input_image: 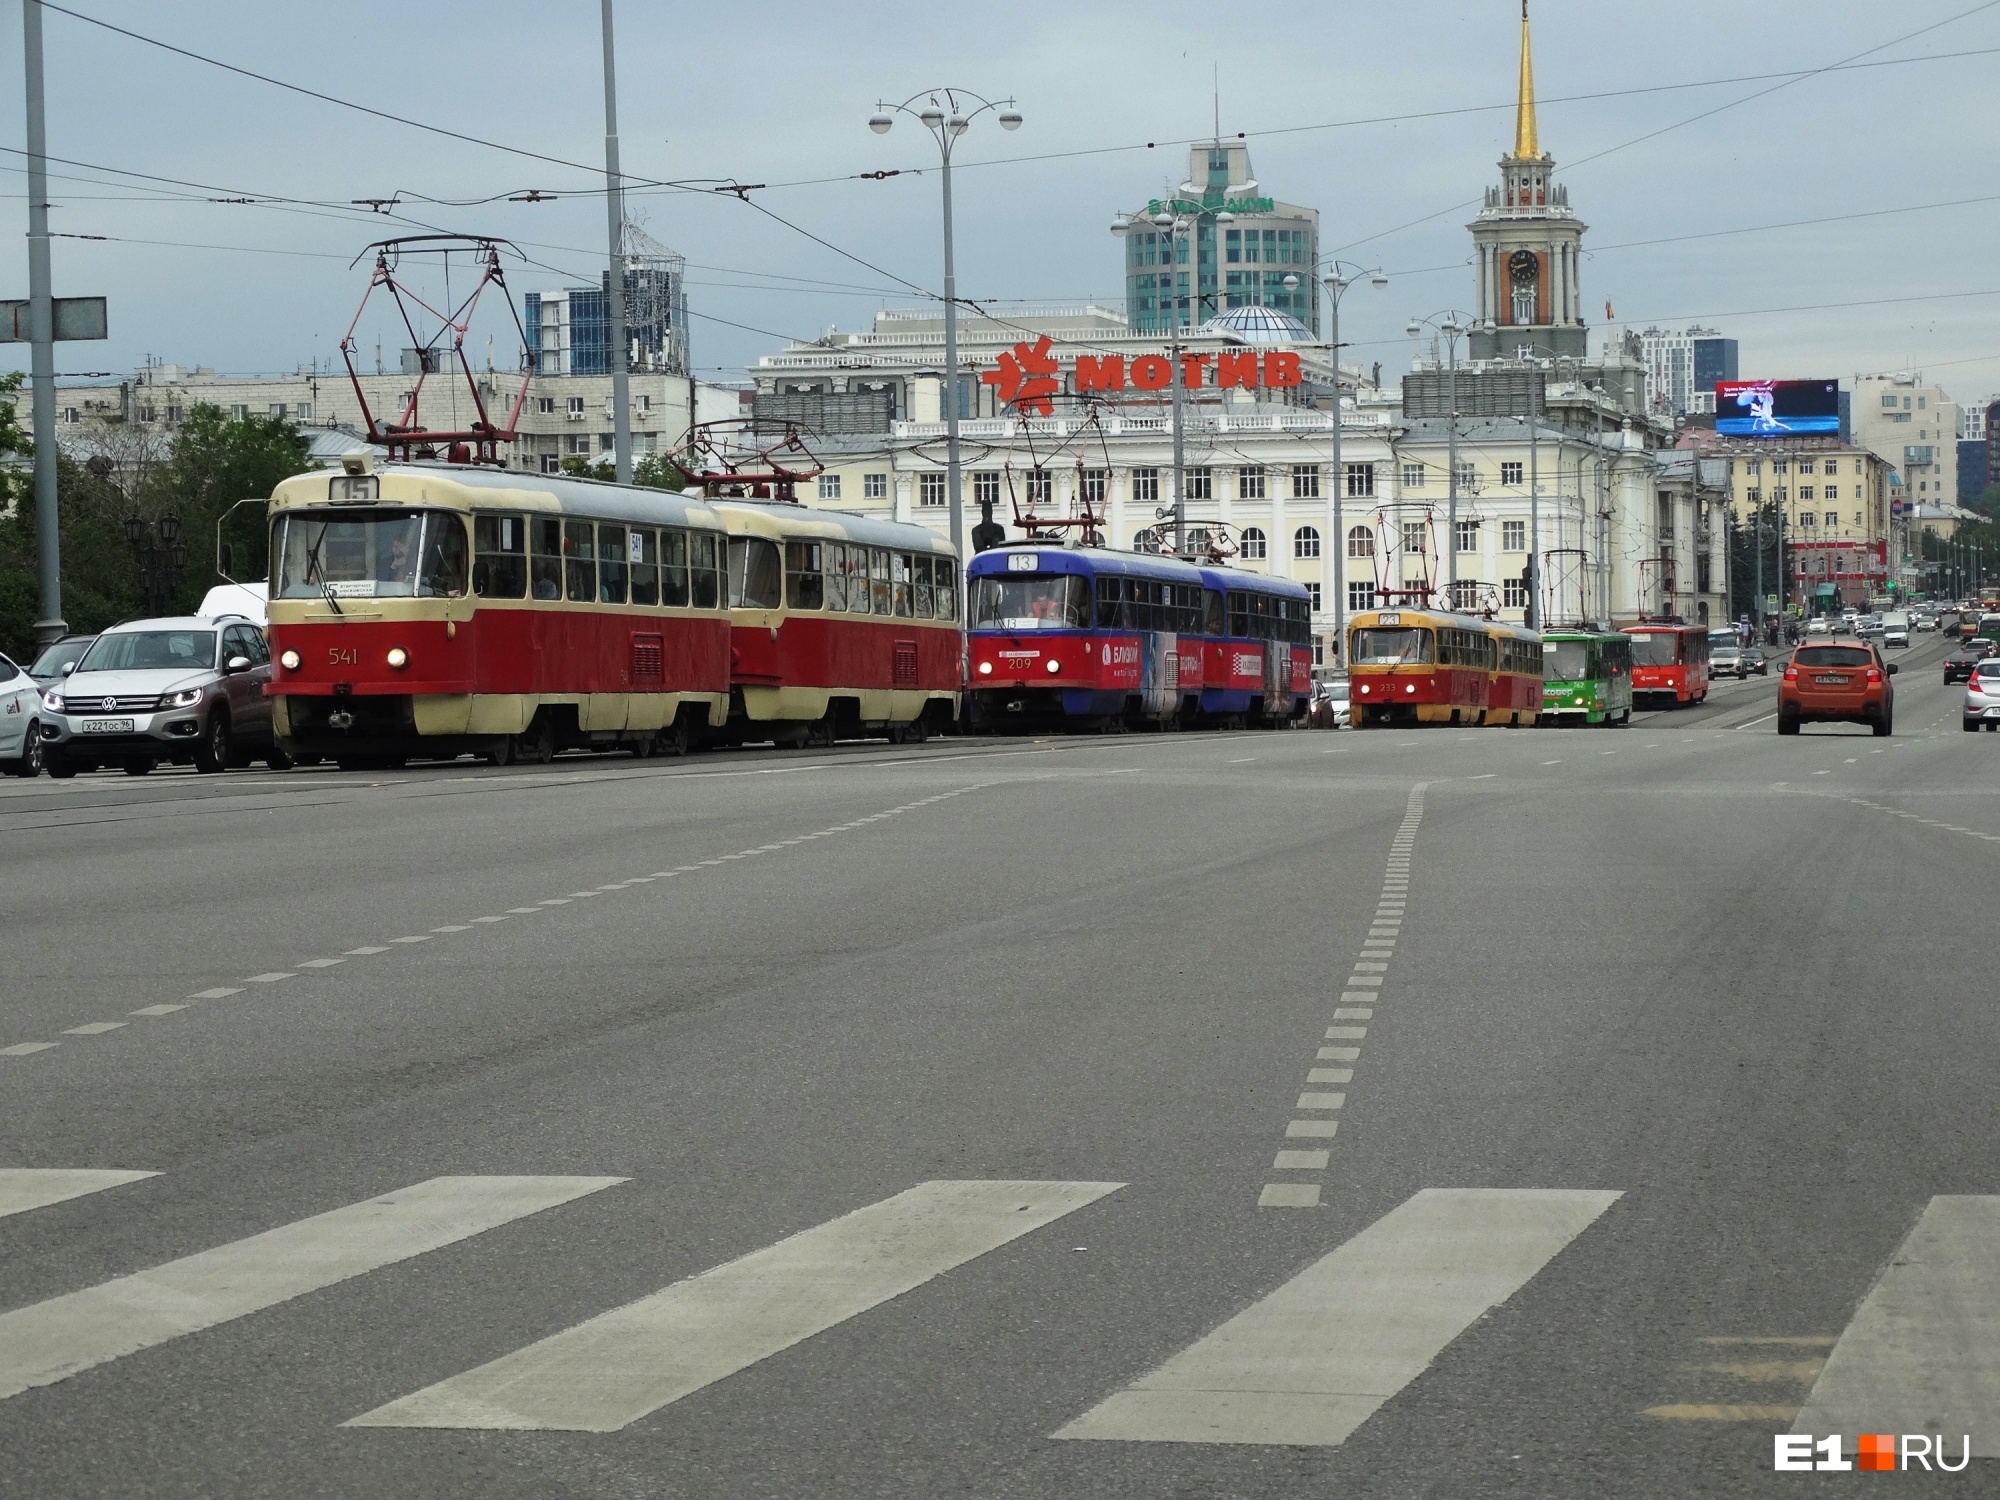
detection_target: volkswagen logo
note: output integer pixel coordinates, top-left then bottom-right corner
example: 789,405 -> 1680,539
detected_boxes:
101,697 -> 116,712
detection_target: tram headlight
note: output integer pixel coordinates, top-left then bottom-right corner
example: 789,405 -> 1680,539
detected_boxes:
1405,683 -> 1417,695
278,649 -> 301,671
977,661 -> 993,675
386,646 -> 409,670
1046,659 -> 1061,674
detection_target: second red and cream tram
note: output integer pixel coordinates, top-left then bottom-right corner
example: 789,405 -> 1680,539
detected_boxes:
1346,606 -> 1543,728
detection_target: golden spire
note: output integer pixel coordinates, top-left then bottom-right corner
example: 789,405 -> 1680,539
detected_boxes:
1513,0 -> 1540,160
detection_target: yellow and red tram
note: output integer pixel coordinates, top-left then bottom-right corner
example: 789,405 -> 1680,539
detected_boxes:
1345,606 -> 1543,728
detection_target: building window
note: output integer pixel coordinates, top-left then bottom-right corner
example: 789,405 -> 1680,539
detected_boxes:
818,474 -> 841,500
1401,462 -> 1426,489
1294,526 -> 1321,559
1292,464 -> 1321,498
1771,460 -> 1788,475
1348,579 -> 1374,611
1241,526 -> 1267,560
62,407 -> 79,423
229,404 -> 248,420
1854,512 -> 1863,526
1823,459 -> 1838,474
540,454 -> 561,473
1454,519 -> 1480,553
1238,465 -> 1266,500
1347,525 -> 1374,559
1800,512 -> 1815,528
1773,486 -> 1787,502
1185,467 -> 1212,501
268,403 -> 286,418
1746,487 -> 1761,504
1304,582 -> 1321,610
1403,521 -> 1428,556
566,434 -> 591,454
1344,462 -> 1375,498
164,405 -> 184,424
1448,579 -> 1480,610
1799,486 -> 1814,502
1746,459 -> 1762,476
919,473 -> 946,507
1026,469 -> 1052,505
1500,461 -> 1524,486
972,471 -> 1000,505
567,396 -> 585,416
864,472 -> 887,499
1502,519 -> 1526,551
538,396 -> 556,414
1882,393 -> 1898,407
1503,576 -> 1527,609
1453,461 -> 1476,489
1919,396 -> 1927,409
1797,459 -> 1815,475
1823,485 -> 1838,501
1132,467 -> 1159,503
1082,468 -> 1107,504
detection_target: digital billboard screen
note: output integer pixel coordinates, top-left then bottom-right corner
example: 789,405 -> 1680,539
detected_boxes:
1714,379 -> 1839,437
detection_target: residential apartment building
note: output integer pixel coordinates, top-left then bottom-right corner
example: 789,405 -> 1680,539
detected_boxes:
1849,374 -> 1959,517
1705,435 -> 1891,608
1636,325 -> 1737,416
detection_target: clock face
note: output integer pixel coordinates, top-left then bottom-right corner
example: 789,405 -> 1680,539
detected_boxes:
1508,249 -> 1540,285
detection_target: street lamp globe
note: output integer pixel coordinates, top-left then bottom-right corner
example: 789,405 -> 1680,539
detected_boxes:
1370,273 -> 1389,291
123,514 -> 145,547
1283,273 -> 1299,290
868,114 -> 893,134
1110,215 -> 1130,234
157,512 -> 181,545
1215,210 -> 1234,224
1152,211 -> 1173,229
919,107 -> 944,129
946,115 -> 969,135
998,109 -> 1023,130
1405,322 -> 1421,338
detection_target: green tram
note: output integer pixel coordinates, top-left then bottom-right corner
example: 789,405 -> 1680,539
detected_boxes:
1537,631 -> 1633,726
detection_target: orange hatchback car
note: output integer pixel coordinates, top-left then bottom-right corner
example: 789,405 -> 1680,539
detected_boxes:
1779,640 -> 1897,736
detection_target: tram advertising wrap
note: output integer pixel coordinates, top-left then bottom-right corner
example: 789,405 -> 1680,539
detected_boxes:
1714,379 -> 1839,437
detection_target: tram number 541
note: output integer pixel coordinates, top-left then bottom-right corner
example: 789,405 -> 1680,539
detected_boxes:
326,647 -> 360,666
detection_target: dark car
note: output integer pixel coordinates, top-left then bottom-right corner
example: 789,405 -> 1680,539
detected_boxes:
1944,640 -> 1995,684
1741,645 -> 1770,676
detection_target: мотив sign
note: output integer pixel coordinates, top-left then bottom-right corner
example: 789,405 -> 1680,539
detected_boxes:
980,335 -> 1303,418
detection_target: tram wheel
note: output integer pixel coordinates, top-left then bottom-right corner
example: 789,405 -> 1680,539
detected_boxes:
627,734 -> 656,759
485,736 -> 514,767
515,717 -> 555,765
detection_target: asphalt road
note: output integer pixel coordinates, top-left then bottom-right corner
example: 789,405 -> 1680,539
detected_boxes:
3,628 -> 1994,1497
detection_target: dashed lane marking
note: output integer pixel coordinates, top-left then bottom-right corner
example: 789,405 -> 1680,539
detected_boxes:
0,1169 -> 157,1222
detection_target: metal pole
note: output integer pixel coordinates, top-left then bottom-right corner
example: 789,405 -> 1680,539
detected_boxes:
24,0 -> 64,646
1527,417 -> 1539,628
1328,279 -> 1344,657
1754,497 -> 1764,633
1170,216 -> 1186,555
940,136 -> 965,561
1445,331 -> 1459,598
600,0 -> 631,484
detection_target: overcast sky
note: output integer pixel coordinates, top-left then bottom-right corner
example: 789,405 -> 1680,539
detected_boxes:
5,0 -> 2000,404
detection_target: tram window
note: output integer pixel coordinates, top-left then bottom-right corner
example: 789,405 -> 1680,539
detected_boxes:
1203,588 -> 1225,636
690,531 -> 722,610
413,514 -> 470,599
1352,627 -> 1434,664
1626,632 -> 1680,667
871,548 -> 893,615
1095,577 -> 1122,628
1545,639 -> 1589,680
629,528 -> 660,607
727,536 -> 783,610
823,543 -> 848,611
530,516 -> 563,600
892,552 -> 914,616
563,520 -> 597,602
934,557 -> 958,621
598,524 -> 629,604
972,573 -> 1087,628
913,555 -> 935,617
472,514 -> 527,599
849,545 -> 874,614
786,540 -> 825,610
659,528 -> 689,608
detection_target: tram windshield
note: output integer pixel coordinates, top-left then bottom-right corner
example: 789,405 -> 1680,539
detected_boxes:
1626,631 -> 1683,666
273,509 -> 468,599
1350,627 -> 1435,665
970,574 -> 1090,629
1544,640 -> 1592,680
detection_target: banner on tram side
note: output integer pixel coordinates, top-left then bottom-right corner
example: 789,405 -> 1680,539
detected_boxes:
981,334 -> 1303,417
1715,379 -> 1839,437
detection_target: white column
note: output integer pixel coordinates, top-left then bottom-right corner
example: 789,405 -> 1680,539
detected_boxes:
893,473 -> 913,524
1271,472 -> 1290,579
1108,468 -> 1127,550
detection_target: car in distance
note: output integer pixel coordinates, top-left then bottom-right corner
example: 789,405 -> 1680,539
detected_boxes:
1780,640 -> 1897,737
1310,677 -> 1351,729
1711,644 -> 1749,679
1805,616 -> 1834,636
1944,639 -> 1995,684
1964,658 -> 2000,731
0,651 -> 46,777
1741,644 -> 1770,676
38,616 -> 286,778
25,633 -> 95,692
1881,610 -> 1911,648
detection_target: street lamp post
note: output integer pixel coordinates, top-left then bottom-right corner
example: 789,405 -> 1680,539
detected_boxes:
1305,265 -> 1386,660
123,512 -> 186,616
1407,312 -> 1475,605
870,91 -> 1021,565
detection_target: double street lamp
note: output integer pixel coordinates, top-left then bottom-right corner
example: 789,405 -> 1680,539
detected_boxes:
123,511 -> 186,616
1306,264 -> 1386,658
1406,311 -> 1485,602
869,90 -> 1022,565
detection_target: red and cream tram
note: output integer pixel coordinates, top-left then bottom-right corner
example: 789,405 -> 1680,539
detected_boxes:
264,458 -> 959,766
1345,605 -> 1543,728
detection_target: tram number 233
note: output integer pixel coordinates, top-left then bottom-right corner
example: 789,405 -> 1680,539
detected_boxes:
326,647 -> 360,666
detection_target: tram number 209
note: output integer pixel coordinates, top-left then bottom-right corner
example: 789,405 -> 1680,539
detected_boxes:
326,647 -> 360,666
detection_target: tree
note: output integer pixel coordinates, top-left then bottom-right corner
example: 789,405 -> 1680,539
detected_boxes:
558,450 -> 695,491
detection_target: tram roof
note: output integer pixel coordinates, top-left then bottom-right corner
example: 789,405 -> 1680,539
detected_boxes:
706,498 -> 956,557
968,544 -> 1308,598
271,462 -> 726,531
1350,604 -> 1541,641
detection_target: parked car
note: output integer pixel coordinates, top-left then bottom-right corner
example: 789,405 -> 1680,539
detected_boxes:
1780,640 -> 1896,736
1741,645 -> 1770,676
25,633 -> 95,692
1310,678 -> 1351,729
0,651 -> 46,777
1711,644 -> 1748,679
1944,640 -> 1995,684
1964,658 -> 2000,731
38,616 -> 286,778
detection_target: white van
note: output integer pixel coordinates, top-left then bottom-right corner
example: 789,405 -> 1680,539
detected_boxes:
1881,609 -> 1910,648
197,580 -> 268,626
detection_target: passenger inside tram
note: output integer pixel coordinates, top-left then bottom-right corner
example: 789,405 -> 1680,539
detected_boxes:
1350,627 -> 1435,665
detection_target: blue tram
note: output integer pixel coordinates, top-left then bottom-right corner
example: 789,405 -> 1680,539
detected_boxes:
965,542 -> 1314,731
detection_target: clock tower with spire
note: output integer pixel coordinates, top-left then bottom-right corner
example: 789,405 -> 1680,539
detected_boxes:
1468,1 -> 1587,360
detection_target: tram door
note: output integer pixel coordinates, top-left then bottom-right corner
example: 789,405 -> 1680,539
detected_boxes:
1141,630 -> 1178,719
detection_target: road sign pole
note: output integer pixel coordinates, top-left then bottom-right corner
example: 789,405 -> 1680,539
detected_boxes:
23,0 -> 65,645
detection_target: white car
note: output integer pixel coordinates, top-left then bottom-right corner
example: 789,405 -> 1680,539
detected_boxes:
0,650 -> 47,777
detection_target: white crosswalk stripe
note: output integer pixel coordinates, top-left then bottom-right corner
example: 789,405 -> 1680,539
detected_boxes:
0,1175 -> 624,1403
0,1169 -> 158,1222
1793,1195 -> 2000,1457
1054,1187 -> 1622,1446
347,1178 -> 1122,1431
